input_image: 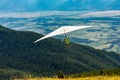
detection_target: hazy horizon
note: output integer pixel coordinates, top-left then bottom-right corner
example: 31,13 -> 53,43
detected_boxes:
0,0 -> 119,12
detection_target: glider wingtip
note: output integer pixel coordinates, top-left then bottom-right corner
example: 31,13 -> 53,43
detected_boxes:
34,40 -> 38,43
34,39 -> 42,43
34,41 -> 36,43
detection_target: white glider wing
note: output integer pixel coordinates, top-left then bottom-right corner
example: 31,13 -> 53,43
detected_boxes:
34,26 -> 93,43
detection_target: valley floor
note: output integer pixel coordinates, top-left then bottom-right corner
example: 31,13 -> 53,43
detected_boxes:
15,76 -> 120,80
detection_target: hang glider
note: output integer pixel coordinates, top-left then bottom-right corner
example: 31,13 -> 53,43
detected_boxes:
34,26 -> 93,43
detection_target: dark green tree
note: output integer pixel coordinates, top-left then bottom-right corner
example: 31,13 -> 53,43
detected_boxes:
57,71 -> 64,79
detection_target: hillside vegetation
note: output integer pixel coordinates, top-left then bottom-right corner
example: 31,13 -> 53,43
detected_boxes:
0,68 -> 28,80
16,76 -> 120,80
15,68 -> 120,80
0,25 -> 120,79
68,68 -> 120,78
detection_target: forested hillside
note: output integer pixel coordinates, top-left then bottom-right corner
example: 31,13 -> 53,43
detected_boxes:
69,68 -> 120,78
0,25 -> 120,77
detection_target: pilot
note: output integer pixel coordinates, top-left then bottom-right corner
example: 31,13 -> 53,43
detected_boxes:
63,35 -> 70,45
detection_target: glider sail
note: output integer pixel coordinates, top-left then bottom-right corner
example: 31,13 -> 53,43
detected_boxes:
34,26 -> 93,43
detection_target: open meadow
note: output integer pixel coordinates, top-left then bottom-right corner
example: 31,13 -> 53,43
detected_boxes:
15,76 -> 120,80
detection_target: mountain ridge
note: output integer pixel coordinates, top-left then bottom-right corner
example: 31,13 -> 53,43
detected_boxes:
0,25 -> 120,76
58,0 -> 120,11
0,0 -> 119,12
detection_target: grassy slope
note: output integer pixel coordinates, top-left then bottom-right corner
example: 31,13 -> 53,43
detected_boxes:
16,76 -> 120,80
0,25 -> 120,76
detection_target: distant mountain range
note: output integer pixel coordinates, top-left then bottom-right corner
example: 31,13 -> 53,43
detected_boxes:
0,0 -> 67,12
0,25 -> 120,76
58,0 -> 120,11
111,0 -> 120,10
0,0 -> 119,12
